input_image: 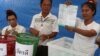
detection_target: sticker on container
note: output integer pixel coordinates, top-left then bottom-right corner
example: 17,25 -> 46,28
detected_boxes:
0,43 -> 7,56
16,42 -> 34,56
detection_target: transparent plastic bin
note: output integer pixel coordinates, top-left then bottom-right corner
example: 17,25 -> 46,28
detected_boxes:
47,37 -> 89,56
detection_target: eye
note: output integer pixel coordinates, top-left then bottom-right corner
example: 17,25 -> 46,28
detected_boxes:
8,18 -> 16,21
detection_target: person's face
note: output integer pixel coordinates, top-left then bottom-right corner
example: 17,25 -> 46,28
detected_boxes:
82,5 -> 94,20
8,15 -> 17,27
41,0 -> 52,14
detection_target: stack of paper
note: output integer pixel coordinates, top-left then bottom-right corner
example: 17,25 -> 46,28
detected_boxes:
58,4 -> 78,27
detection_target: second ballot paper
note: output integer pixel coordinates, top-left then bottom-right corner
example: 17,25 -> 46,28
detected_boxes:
58,4 -> 78,27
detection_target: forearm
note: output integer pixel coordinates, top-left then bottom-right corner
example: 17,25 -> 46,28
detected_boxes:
74,28 -> 97,37
30,28 -> 39,36
47,32 -> 57,39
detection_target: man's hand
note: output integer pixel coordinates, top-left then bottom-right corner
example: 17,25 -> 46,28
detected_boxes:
40,34 -> 49,42
65,0 -> 72,6
5,29 -> 10,35
12,30 -> 18,35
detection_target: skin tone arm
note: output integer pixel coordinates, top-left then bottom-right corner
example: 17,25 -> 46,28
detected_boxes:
65,0 -> 72,5
65,25 -> 97,37
5,29 -> 10,35
5,28 -> 18,35
30,28 -> 57,41
30,28 -> 39,36
40,32 -> 57,42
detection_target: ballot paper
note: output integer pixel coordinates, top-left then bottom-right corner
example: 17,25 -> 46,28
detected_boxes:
58,4 -> 78,27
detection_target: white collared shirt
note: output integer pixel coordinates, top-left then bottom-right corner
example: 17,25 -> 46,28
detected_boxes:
72,19 -> 100,55
30,12 -> 59,35
2,24 -> 26,35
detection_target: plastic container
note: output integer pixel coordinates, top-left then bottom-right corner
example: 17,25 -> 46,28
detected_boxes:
0,35 -> 16,56
47,37 -> 89,56
15,33 -> 39,56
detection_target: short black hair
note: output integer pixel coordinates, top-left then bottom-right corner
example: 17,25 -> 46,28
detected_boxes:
40,0 -> 52,5
6,10 -> 17,20
81,2 -> 96,16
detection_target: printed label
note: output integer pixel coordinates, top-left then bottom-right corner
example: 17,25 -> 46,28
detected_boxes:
0,43 -> 7,56
16,42 -> 34,56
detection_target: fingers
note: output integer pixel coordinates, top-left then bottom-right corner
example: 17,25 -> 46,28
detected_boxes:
5,29 -> 18,35
5,29 -> 10,35
40,35 -> 48,42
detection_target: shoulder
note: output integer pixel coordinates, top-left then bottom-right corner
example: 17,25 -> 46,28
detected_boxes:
91,21 -> 100,32
32,13 -> 40,19
76,17 -> 83,22
92,21 -> 100,27
17,25 -> 25,29
2,26 -> 9,30
76,17 -> 83,26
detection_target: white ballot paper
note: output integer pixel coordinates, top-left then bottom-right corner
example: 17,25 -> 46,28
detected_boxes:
58,4 -> 78,27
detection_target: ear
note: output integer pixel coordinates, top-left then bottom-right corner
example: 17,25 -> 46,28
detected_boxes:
92,10 -> 95,16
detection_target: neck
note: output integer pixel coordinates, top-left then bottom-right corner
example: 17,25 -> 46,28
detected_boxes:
11,24 -> 17,28
84,18 -> 93,25
42,12 -> 49,18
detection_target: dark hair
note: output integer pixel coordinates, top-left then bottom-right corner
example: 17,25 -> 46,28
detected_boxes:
6,10 -> 17,20
81,2 -> 96,16
40,0 -> 52,5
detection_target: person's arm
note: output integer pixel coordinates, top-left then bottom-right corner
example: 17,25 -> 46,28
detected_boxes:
2,27 -> 10,35
30,28 -> 39,36
5,29 -> 10,35
40,16 -> 58,41
65,0 -> 72,5
65,25 -> 97,37
29,15 -> 39,36
40,32 -> 57,42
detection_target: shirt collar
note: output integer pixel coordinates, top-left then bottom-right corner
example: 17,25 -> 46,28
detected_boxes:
9,24 -> 19,30
39,12 -> 52,19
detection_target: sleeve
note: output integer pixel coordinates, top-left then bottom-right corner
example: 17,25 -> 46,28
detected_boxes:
92,23 -> 100,35
52,16 -> 59,32
21,27 -> 26,33
30,16 -> 36,28
76,17 -> 82,27
89,21 -> 100,36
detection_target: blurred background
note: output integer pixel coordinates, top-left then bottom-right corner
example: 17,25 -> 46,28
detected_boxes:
0,0 -> 100,38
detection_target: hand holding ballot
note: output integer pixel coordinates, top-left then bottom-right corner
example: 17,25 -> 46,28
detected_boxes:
5,28 -> 18,36
58,4 -> 78,27
65,0 -> 72,5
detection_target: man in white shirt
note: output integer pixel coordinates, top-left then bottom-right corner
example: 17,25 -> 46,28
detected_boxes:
2,10 -> 26,36
30,0 -> 58,45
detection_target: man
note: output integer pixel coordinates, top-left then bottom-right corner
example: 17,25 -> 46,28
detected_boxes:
30,0 -> 58,45
2,10 -> 26,36
30,0 -> 58,56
